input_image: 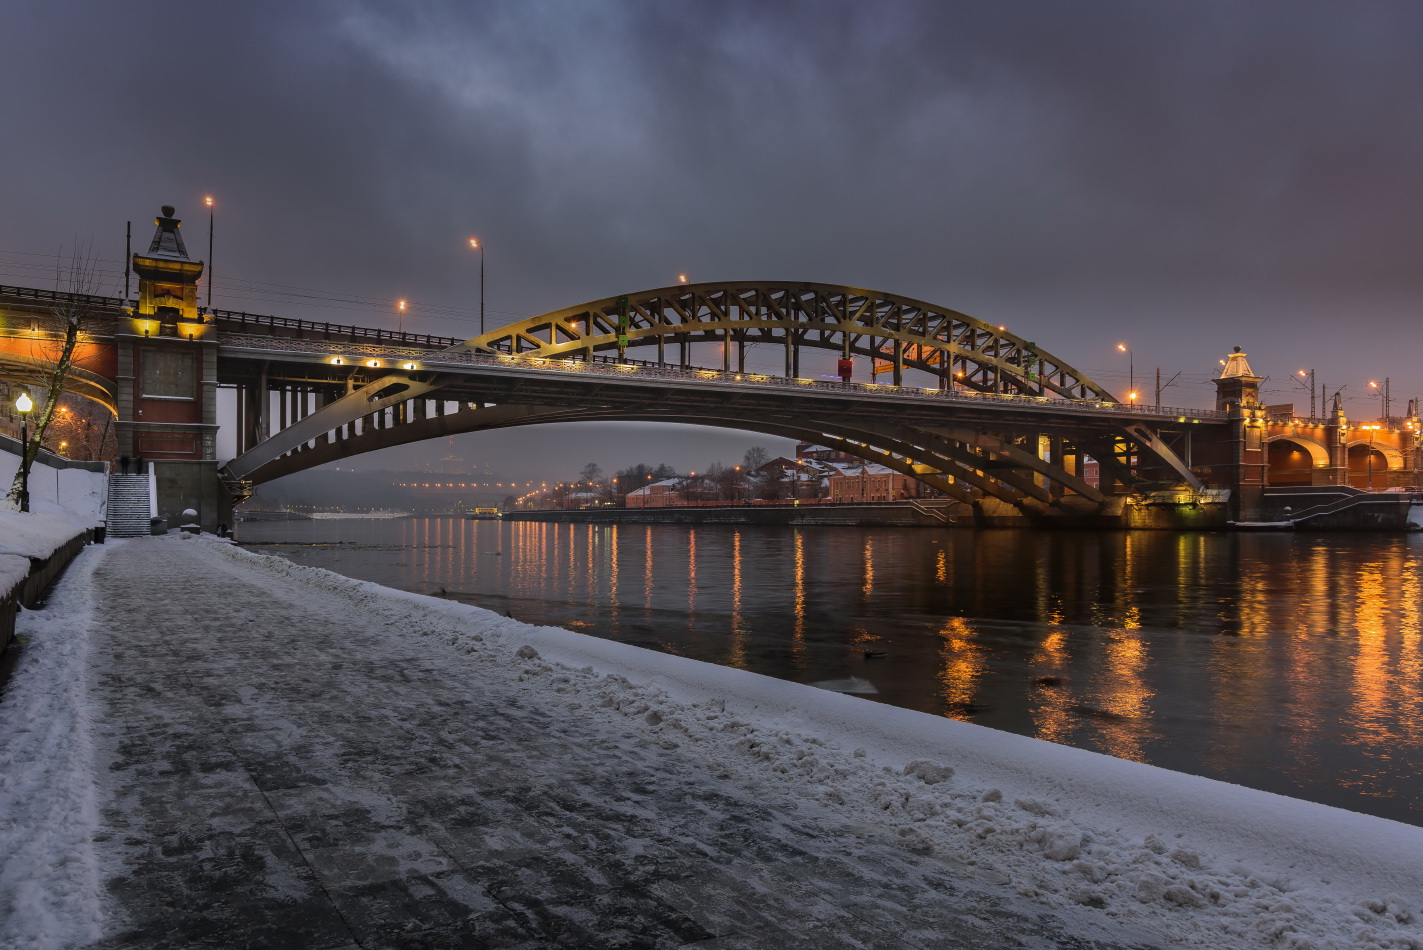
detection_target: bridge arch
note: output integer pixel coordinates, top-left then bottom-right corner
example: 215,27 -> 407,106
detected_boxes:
457,282 -> 1117,402
0,352 -> 117,415
222,282 -> 1200,512
241,399 -> 1111,510
1265,434 -> 1330,486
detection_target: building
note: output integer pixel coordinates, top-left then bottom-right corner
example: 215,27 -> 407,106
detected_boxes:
828,463 -> 921,503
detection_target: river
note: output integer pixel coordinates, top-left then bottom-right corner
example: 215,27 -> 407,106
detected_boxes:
235,517 -> 1423,827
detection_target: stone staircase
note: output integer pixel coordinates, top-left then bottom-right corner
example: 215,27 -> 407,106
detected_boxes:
106,474 -> 153,537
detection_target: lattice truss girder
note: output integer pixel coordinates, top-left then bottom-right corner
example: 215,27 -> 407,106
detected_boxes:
458,282 -> 1116,402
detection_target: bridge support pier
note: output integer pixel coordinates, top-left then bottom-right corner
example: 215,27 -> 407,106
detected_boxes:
114,205 -> 232,532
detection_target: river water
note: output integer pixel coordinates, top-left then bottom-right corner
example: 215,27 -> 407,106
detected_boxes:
236,517 -> 1423,826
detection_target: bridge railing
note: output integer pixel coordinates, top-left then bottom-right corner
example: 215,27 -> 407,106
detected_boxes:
210,308 -> 464,350
0,284 -> 126,309
218,331 -> 1228,420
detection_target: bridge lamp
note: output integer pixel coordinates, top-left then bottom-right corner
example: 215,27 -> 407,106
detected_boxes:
331,357 -> 344,365
397,298 -> 408,334
1116,343 -> 1134,399
403,362 -> 418,371
14,391 -> 33,512
678,274 -> 689,284
204,195 -> 215,310
468,238 -> 484,336
367,359 -> 380,368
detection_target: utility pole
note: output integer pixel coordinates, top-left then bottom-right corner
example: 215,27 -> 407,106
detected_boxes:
1154,367 -> 1181,409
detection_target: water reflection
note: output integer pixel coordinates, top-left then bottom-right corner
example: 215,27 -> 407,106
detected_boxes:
236,518 -> 1423,826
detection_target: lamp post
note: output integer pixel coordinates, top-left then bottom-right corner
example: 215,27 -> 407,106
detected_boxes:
1117,343 -> 1133,404
397,298 -> 407,335
1369,379 -> 1389,423
469,238 -> 484,335
15,391 -> 33,512
204,195 -> 215,311
1295,369 -> 1316,419
1361,425 -> 1381,490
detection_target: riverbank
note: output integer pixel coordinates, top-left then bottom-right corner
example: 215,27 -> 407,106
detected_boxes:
2,534 -> 1420,948
507,500 -> 962,527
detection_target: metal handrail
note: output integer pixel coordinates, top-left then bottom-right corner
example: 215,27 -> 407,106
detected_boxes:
218,331 -> 1228,420
209,308 -> 464,350
0,284 -> 126,309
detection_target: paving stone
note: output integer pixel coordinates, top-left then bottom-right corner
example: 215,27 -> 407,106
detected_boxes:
86,538 -> 1141,949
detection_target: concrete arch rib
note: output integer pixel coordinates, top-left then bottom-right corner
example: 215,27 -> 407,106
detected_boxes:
1345,439 -> 1403,470
0,353 -> 117,414
1266,434 -> 1330,469
453,282 -> 1116,402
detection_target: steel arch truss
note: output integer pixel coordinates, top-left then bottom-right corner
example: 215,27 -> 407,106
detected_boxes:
455,282 -> 1117,402
232,382 -> 1114,513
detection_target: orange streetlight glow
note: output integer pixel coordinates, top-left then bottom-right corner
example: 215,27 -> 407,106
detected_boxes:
678,274 -> 689,284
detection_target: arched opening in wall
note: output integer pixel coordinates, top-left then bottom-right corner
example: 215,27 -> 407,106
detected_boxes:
1346,443 -> 1393,491
1265,436 -> 1328,486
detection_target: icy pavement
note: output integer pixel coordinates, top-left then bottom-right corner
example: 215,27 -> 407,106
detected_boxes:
3,535 -> 1422,949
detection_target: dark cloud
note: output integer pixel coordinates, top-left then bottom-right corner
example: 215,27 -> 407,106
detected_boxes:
3,0 -> 1422,475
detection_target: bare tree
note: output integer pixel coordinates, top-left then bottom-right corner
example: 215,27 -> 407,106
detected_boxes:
45,399 -> 117,462
7,245 -> 107,509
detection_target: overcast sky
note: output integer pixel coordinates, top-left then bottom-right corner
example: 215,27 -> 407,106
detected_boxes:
3,1 -> 1422,480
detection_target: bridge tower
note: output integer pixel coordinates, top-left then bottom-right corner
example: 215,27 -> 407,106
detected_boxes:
1213,346 -> 1267,519
117,205 -> 227,530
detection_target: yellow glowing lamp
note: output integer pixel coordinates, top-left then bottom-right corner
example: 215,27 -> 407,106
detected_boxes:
15,392 -> 33,414
204,195 -> 214,208
469,238 -> 479,249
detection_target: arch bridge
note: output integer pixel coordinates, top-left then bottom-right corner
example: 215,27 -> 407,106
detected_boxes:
7,204 -> 1415,531
216,281 -> 1217,518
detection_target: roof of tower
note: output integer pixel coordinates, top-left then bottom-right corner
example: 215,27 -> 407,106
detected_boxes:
144,204 -> 190,261
1217,346 -> 1258,380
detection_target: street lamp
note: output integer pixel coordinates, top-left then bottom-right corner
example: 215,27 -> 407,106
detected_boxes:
1363,424 -> 1381,490
397,298 -> 408,335
204,195 -> 215,311
469,238 -> 484,336
678,274 -> 689,285
1294,369 -> 1316,419
15,391 -> 33,512
1116,343 -> 1133,403
1368,379 -> 1388,422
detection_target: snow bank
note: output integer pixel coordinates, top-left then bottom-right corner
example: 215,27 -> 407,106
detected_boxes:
0,453 -> 105,533
0,510 -> 91,563
207,540 -> 1423,950
0,545 -> 106,950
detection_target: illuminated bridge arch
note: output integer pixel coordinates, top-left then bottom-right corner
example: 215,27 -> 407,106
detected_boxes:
0,351 -> 117,415
456,282 -> 1117,402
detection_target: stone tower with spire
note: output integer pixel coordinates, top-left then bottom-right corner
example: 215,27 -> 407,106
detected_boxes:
115,205 -> 227,529
1212,347 -> 1267,519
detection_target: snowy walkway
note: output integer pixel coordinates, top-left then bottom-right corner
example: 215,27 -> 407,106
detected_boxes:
3,534 -> 1422,949
83,537 -> 1101,949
